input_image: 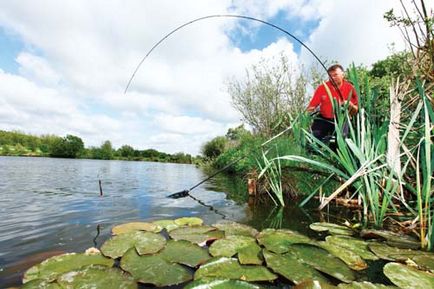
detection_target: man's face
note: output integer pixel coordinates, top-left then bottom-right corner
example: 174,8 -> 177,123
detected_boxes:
329,68 -> 344,86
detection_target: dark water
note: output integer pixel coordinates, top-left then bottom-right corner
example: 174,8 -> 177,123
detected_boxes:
0,156 -> 357,288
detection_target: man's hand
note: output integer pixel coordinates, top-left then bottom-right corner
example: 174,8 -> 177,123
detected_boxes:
348,103 -> 358,116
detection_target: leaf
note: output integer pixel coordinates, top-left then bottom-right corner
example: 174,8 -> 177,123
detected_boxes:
120,248 -> 192,287
21,279 -> 62,289
317,241 -> 368,271
263,250 -> 330,284
159,240 -> 211,267
169,225 -> 224,245
257,228 -> 312,254
194,257 -> 277,282
57,265 -> 137,289
289,244 -> 356,283
209,235 -> 262,265
337,281 -> 398,288
360,229 -> 420,249
153,219 -> 179,232
174,217 -> 204,226
213,221 -> 258,237
293,279 -> 337,288
185,279 -> 263,289
309,223 -> 355,236
368,242 -> 426,261
23,253 -> 114,283
325,236 -> 379,260
111,222 -> 162,235
101,231 -> 166,258
383,262 -> 434,289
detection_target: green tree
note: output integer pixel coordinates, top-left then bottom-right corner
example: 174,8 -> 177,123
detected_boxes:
50,135 -> 84,158
99,140 -> 113,160
118,145 -> 135,159
201,136 -> 227,159
228,53 -> 308,136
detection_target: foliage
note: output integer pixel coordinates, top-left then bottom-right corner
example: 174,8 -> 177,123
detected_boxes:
201,136 -> 228,160
228,53 -> 308,136
50,135 -> 84,158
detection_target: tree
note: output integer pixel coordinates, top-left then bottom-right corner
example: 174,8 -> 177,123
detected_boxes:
50,134 -> 84,158
228,53 -> 308,136
118,145 -> 135,158
201,136 -> 227,159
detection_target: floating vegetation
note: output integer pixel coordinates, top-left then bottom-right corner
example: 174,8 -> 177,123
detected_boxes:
19,218 -> 434,288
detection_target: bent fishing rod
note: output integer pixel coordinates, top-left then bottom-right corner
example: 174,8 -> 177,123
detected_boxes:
124,14 -> 344,199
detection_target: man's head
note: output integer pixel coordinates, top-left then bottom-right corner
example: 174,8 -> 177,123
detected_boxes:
327,64 -> 345,86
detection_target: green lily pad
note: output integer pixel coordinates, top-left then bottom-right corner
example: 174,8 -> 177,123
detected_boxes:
23,253 -> 114,283
383,262 -> 434,289
120,248 -> 192,286
325,236 -> 379,260
111,222 -> 162,235
360,229 -> 420,249
169,225 -> 224,245
317,241 -> 368,271
289,244 -> 356,283
213,221 -> 259,237
153,219 -> 179,232
185,279 -> 263,289
368,242 -> 434,272
159,240 -> 211,267
57,265 -> 137,289
101,231 -> 166,258
21,279 -> 61,289
174,217 -> 204,226
293,279 -> 337,288
263,250 -> 330,284
337,281 -> 398,288
209,235 -> 262,265
194,257 -> 277,282
310,223 -> 355,236
256,229 -> 312,254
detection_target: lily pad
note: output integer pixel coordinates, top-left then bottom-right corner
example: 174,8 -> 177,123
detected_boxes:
213,221 -> 259,237
120,247 -> 192,286
325,236 -> 378,260
21,279 -> 61,289
360,229 -> 420,249
317,241 -> 368,271
111,222 -> 162,235
368,242 -> 434,272
169,225 -> 224,245
310,223 -> 355,236
174,217 -> 204,226
159,240 -> 211,267
263,250 -> 330,284
337,281 -> 398,288
293,279 -> 337,288
57,265 -> 137,289
256,229 -> 312,254
185,279 -> 263,289
383,262 -> 434,289
23,253 -> 114,283
289,244 -> 356,283
153,219 -> 179,232
101,231 -> 166,258
194,257 -> 277,282
209,235 -> 262,265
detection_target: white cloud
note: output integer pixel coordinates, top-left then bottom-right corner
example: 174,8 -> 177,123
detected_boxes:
0,0 -> 425,155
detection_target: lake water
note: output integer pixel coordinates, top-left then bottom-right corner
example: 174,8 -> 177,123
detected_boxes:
0,156 -> 352,288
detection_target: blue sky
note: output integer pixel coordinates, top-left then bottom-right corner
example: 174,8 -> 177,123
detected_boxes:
0,0 -> 419,155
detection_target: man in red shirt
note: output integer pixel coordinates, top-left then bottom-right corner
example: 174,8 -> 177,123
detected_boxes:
307,64 -> 358,146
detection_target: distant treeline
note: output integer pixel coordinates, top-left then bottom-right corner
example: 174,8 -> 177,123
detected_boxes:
0,130 -> 195,164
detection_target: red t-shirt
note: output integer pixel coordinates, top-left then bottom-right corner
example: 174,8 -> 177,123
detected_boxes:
308,80 -> 358,119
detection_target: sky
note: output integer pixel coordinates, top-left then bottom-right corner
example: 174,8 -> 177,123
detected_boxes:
0,0 -> 427,155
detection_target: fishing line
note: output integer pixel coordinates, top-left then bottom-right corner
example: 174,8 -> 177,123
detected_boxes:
124,14 -> 345,205
124,14 -> 342,96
